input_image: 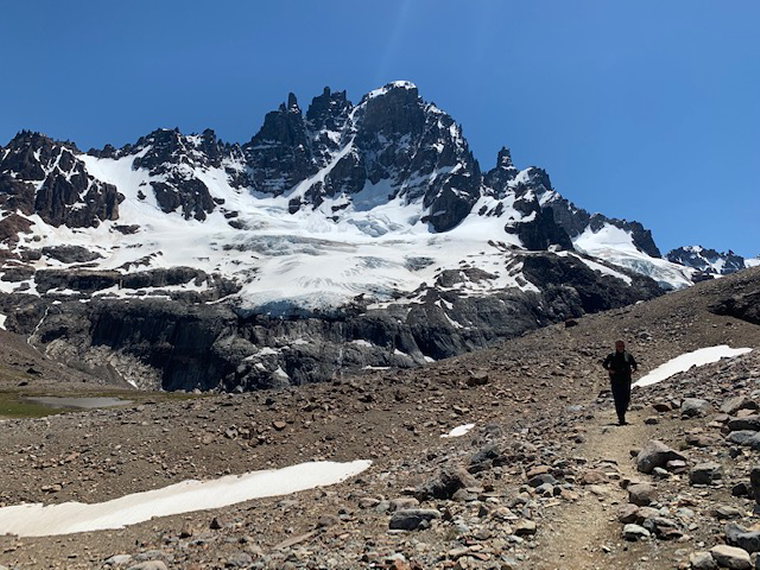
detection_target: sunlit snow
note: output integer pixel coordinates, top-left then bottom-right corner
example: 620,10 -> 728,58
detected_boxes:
633,346 -> 753,388
441,423 -> 476,438
0,460 -> 371,537
574,223 -> 693,289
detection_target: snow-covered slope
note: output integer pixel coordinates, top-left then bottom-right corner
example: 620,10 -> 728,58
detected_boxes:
0,81 -> 691,313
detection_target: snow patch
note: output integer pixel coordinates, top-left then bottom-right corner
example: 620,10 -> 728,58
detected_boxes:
0,460 -> 371,537
0,313 -> 6,330
634,346 -> 753,388
441,423 -> 476,438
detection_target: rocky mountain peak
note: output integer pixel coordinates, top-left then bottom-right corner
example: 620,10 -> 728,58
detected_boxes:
0,131 -> 123,230
667,246 -> 746,276
356,81 -> 425,140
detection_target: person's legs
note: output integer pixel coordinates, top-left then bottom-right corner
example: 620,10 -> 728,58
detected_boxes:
611,379 -> 627,424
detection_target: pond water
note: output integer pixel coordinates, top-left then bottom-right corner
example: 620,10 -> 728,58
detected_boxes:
23,396 -> 133,409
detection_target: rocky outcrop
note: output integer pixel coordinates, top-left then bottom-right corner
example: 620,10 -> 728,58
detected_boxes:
667,245 -> 746,276
0,131 -> 123,228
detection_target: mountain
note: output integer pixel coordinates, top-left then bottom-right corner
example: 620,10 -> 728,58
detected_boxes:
0,81 -> 705,391
666,245 -> 749,279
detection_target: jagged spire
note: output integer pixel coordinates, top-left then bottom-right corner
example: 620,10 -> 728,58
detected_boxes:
496,146 -> 515,170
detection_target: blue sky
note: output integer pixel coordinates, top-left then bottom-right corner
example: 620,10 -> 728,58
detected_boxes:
1,1 -> 758,256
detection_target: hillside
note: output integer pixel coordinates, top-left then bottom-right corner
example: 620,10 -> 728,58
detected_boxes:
0,266 -> 758,568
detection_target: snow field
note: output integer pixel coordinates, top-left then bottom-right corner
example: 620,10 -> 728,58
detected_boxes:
633,345 -> 753,388
441,423 -> 476,438
0,460 -> 371,537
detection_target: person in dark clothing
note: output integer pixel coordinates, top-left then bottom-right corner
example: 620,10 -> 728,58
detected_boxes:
602,340 -> 638,425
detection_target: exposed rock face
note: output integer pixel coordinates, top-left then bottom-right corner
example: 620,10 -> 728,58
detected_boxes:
668,245 -> 746,276
0,131 -> 123,229
1,250 -> 662,392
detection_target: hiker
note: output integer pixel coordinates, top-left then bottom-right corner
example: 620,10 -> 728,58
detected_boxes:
602,340 -> 638,425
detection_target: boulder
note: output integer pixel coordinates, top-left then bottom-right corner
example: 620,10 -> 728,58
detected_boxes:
415,466 -> 478,500
727,416 -> 760,432
725,523 -> 760,554
389,509 -> 442,531
709,544 -> 751,569
622,523 -> 651,541
636,440 -> 687,474
689,551 -> 717,569
690,462 -> 723,486
628,482 -> 656,506
721,396 -> 758,416
681,398 -> 711,418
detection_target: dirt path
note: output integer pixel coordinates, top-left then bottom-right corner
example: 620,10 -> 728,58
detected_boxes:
530,403 -> 657,570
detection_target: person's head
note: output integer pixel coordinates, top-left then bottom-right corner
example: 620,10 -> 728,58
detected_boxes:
615,340 -> 625,353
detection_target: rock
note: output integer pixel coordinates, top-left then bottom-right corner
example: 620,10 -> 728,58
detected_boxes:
513,519 -> 537,536
690,462 -> 723,485
644,416 -> 660,425
226,552 -> 254,568
469,443 -> 507,473
714,506 -> 742,520
618,504 -> 641,524
727,416 -> 760,432
466,371 -> 489,386
725,523 -> 760,554
126,562 -> 169,570
105,555 -> 133,566
709,544 -> 751,569
636,440 -> 687,474
316,514 -> 340,528
653,402 -> 672,413
389,498 -> 419,512
750,468 -> 760,503
416,466 -> 478,500
389,509 -> 442,531
667,459 -> 689,473
721,396 -> 758,415
579,469 -> 608,485
726,431 -> 759,446
528,473 -> 558,488
628,482 -> 656,506
682,398 -> 711,417
622,523 -> 651,541
209,516 -> 223,529
689,551 -> 718,569
272,420 -> 287,431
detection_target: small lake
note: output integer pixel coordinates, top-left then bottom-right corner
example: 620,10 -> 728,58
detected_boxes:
23,396 -> 133,410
